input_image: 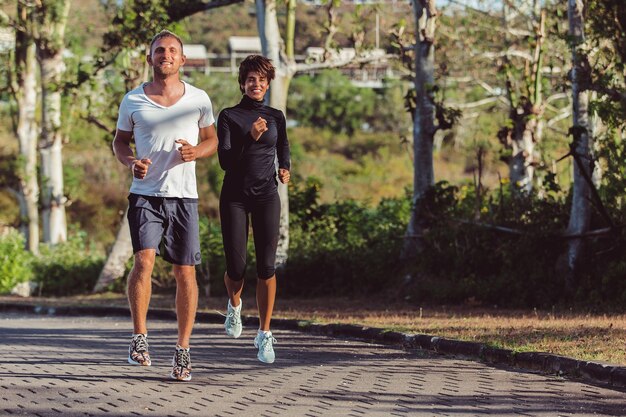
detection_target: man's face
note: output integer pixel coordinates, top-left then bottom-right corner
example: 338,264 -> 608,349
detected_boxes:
147,36 -> 185,77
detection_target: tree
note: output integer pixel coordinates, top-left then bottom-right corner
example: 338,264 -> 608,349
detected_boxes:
34,0 -> 72,244
5,2 -> 40,253
255,0 -> 393,266
92,0 -> 245,292
564,0 -> 592,291
401,0 -> 440,259
498,0 -> 546,193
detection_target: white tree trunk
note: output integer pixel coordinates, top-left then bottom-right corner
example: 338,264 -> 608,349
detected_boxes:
508,116 -> 539,192
14,12 -> 40,254
502,1 -> 545,193
92,62 -> 150,292
93,208 -> 133,292
256,0 -> 296,267
402,0 -> 438,259
565,0 -> 591,286
37,0 -> 71,244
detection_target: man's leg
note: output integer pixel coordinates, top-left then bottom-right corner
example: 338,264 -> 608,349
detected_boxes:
127,249 -> 156,335
172,264 -> 198,349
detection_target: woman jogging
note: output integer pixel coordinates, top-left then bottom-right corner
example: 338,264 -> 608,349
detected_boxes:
217,55 -> 291,364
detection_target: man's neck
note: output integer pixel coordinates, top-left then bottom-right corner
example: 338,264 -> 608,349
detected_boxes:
147,75 -> 182,94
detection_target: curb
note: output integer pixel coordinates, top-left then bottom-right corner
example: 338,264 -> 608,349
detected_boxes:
2,302 -> 625,390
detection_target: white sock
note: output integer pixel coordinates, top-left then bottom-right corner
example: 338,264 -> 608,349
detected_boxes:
229,299 -> 242,311
258,329 -> 271,336
132,333 -> 147,338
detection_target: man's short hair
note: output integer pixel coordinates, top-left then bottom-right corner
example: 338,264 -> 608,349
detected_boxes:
238,55 -> 276,93
149,30 -> 184,55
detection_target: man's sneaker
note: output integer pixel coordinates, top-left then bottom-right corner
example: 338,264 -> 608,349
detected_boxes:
128,333 -> 151,366
254,331 -> 276,364
224,299 -> 242,338
170,346 -> 192,382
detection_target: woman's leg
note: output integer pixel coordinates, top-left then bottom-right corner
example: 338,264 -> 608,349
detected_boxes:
251,192 -> 281,331
220,192 -> 249,299
256,275 -> 276,331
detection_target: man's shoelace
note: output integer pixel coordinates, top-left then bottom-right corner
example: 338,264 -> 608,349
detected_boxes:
132,335 -> 149,353
174,349 -> 191,368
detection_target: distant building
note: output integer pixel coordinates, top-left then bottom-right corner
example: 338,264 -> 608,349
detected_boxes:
304,47 -> 392,88
228,36 -> 262,73
183,44 -> 208,75
0,28 -> 15,53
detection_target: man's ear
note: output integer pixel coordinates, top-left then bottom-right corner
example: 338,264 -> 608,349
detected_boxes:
146,54 -> 152,65
180,54 -> 186,66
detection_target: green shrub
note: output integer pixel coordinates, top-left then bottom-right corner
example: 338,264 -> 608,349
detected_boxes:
0,230 -> 34,294
284,178 -> 411,295
32,232 -> 104,296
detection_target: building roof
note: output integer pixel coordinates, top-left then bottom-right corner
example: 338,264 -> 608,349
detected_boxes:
0,27 -> 15,52
228,36 -> 262,53
305,47 -> 387,63
184,44 -> 207,60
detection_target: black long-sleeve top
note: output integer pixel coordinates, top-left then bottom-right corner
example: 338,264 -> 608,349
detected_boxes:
217,95 -> 291,197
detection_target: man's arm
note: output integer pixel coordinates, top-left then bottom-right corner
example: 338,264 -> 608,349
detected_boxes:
112,129 -> 136,168
112,129 -> 151,179
176,124 -> 218,162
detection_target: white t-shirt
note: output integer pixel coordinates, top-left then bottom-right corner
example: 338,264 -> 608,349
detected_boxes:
116,81 -> 215,198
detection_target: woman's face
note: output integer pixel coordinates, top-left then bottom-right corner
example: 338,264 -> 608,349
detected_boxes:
242,71 -> 269,101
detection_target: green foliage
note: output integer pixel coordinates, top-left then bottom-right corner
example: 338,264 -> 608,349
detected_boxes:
288,69 -> 376,135
185,72 -> 241,116
32,232 -> 104,296
0,230 -> 34,294
284,178 -> 411,295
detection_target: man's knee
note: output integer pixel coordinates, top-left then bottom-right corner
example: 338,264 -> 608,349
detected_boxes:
132,250 -> 156,274
173,264 -> 196,283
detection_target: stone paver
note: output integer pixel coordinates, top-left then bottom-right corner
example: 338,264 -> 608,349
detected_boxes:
0,313 -> 624,416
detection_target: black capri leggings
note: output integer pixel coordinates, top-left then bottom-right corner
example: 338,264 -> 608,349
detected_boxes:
219,189 -> 281,280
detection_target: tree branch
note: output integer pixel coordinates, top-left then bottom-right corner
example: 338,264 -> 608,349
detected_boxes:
166,0 -> 245,22
295,53 -> 394,74
447,96 -> 500,109
473,49 -> 534,61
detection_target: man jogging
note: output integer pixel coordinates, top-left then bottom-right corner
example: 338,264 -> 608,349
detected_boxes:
112,30 -> 217,381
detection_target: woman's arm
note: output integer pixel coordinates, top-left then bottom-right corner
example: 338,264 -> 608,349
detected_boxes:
276,112 -> 290,171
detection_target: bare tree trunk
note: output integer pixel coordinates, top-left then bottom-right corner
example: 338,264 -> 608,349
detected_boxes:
93,208 -> 132,292
500,2 -> 545,193
92,60 -> 149,292
36,0 -> 71,244
256,0 -> 296,267
12,3 -> 40,253
564,0 -> 592,292
401,0 -> 438,260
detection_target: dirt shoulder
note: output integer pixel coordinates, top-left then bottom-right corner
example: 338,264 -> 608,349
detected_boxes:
1,293 -> 624,366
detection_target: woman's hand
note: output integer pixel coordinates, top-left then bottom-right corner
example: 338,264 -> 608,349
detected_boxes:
251,117 -> 268,141
278,168 -> 290,184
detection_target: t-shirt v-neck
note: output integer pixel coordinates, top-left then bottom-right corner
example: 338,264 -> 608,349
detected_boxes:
142,81 -> 187,109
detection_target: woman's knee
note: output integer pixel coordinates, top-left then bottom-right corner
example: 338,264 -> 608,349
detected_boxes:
227,264 -> 247,281
256,265 -> 275,280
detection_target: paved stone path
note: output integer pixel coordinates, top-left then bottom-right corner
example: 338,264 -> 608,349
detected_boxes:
0,313 -> 624,416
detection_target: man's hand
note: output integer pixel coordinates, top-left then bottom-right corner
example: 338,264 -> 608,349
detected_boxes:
251,117 -> 268,141
278,168 -> 290,184
176,139 -> 197,162
131,158 -> 152,179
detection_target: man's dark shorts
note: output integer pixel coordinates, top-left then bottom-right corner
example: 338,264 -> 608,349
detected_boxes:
127,193 -> 201,266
